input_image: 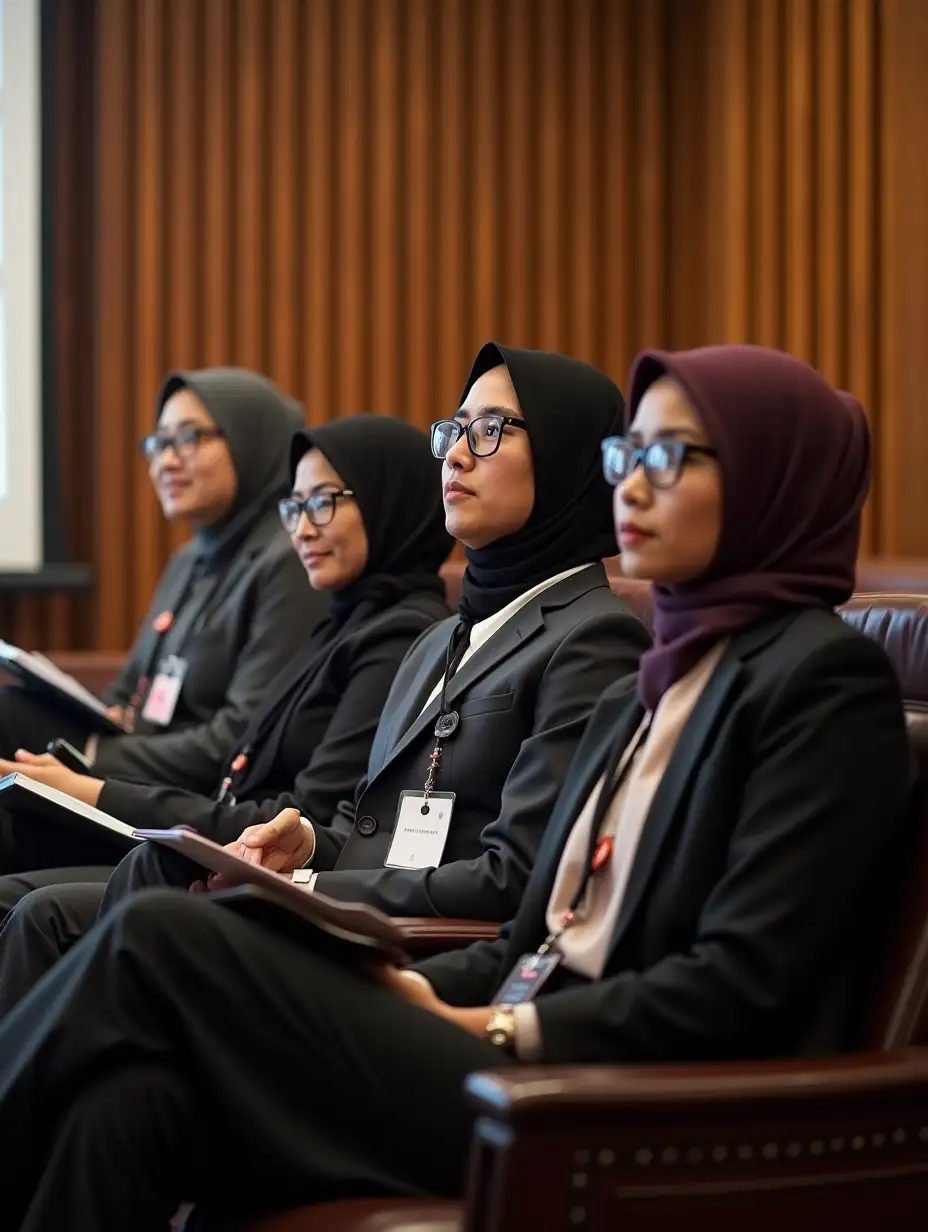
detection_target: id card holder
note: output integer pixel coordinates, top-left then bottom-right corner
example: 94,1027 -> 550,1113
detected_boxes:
492,952 -> 562,1005
141,654 -> 188,726
384,790 -> 455,870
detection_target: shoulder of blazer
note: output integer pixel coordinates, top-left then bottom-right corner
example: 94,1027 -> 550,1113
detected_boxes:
734,606 -> 894,678
344,591 -> 453,649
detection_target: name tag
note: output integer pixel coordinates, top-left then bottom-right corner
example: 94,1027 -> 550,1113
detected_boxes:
141,655 -> 188,727
384,790 -> 455,870
492,952 -> 562,1005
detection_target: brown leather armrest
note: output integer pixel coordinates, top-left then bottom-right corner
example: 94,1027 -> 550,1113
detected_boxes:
465,1048 -> 928,1128
394,918 -> 499,956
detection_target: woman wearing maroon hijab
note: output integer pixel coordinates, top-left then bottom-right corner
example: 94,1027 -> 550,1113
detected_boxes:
0,347 -> 913,1227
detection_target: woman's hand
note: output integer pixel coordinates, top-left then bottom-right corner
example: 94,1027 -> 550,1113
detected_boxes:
233,808 -> 314,875
188,812 -> 312,894
0,751 -> 105,806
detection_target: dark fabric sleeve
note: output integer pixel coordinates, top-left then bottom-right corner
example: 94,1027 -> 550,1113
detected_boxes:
92,548 -> 312,792
410,929 -> 513,1007
531,638 -> 913,1065
311,610 -> 652,918
97,617 -> 438,845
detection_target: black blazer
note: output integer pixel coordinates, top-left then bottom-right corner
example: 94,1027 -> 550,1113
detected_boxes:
309,564 -> 652,920
97,591 -> 451,838
416,610 -> 913,1061
92,512 -> 326,793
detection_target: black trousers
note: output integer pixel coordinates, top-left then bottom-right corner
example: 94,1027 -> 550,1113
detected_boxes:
0,879 -> 105,1016
0,839 -> 209,1017
0,888 -> 508,1230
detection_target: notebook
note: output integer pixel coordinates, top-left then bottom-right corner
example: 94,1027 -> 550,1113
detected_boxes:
0,641 -> 127,733
132,828 -> 410,965
0,773 -> 138,850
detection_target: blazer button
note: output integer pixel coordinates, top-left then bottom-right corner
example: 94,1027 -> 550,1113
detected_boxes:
356,815 -> 378,837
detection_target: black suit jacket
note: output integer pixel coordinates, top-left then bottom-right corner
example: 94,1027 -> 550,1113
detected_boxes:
98,591 -> 451,839
92,512 -> 326,792
416,609 -> 913,1062
309,564 -> 652,920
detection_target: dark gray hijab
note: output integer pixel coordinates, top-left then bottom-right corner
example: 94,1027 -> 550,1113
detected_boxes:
156,367 -> 304,569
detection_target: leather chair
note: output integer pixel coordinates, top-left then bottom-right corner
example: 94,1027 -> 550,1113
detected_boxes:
223,591 -> 928,1231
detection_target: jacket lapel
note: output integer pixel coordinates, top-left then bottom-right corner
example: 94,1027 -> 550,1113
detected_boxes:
505,680 -> 644,957
366,623 -> 453,777
375,601 -> 548,776
607,618 -> 791,952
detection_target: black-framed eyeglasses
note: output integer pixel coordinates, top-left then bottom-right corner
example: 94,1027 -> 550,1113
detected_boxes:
278,490 -> 355,532
141,426 -> 226,463
601,436 -> 718,489
430,414 -> 527,459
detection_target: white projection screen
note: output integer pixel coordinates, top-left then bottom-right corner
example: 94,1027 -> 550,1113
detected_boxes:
0,0 -> 43,573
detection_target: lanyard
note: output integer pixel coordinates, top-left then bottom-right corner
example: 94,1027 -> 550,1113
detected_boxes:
422,622 -> 471,804
216,745 -> 253,805
538,712 -> 652,955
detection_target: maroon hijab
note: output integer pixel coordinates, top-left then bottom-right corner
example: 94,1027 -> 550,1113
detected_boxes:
629,346 -> 872,711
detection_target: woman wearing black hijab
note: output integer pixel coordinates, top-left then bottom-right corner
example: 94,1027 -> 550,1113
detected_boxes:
0,417 -> 451,1001
0,369 -> 322,872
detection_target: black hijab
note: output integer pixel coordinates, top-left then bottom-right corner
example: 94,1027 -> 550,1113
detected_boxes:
157,367 -> 304,570
228,415 -> 452,779
289,414 -> 452,619
457,342 -> 622,624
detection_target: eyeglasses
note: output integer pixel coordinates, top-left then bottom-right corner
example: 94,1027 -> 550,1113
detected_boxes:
430,414 -> 527,459
141,426 -> 225,463
601,436 -> 718,489
278,490 -> 355,532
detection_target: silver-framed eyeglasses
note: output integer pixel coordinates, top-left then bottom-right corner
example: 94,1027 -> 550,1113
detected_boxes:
601,436 -> 718,489
430,414 -> 527,459
278,490 -> 355,532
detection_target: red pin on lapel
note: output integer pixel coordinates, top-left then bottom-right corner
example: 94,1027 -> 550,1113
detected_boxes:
153,611 -> 173,634
231,753 -> 248,773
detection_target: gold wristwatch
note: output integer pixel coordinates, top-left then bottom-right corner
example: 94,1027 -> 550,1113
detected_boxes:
486,1006 -> 517,1053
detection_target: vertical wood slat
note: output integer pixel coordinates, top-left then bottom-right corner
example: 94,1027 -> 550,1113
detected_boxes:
304,0 -> 334,423
600,0 -> 633,386
234,0 -> 266,371
94,0 -> 135,648
784,0 -> 816,362
848,0 -> 877,553
753,0 -> 785,348
133,0 -> 166,621
404,0 -> 432,425
633,0 -> 667,351
268,0 -> 299,397
369,0 -> 400,419
202,0 -> 233,366
537,0 -> 567,350
815,0 -> 845,389
501,0 -> 532,351
335,0 -> 366,417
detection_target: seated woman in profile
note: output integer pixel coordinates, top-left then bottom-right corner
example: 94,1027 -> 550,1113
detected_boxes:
0,345 -> 908,1231
0,368 -> 324,851
0,415 -> 452,950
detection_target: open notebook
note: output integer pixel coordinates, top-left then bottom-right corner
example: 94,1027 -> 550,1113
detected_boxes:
134,828 -> 410,966
0,773 -> 138,850
0,642 -> 127,733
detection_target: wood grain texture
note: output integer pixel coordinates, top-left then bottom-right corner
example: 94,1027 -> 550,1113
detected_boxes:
11,0 -> 922,651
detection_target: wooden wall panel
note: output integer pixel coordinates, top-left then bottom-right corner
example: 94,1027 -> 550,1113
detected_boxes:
15,0 -> 928,650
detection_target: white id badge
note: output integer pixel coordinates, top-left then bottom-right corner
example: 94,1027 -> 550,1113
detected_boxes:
384,791 -> 455,870
141,655 -> 188,726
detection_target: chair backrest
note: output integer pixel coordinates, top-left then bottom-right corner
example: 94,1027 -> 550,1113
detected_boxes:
839,594 -> 928,1048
